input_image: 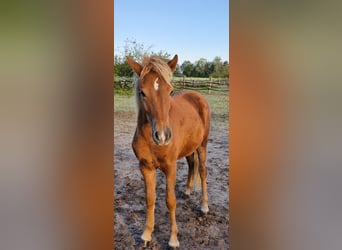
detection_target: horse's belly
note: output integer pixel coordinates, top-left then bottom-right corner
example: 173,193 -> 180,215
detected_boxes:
178,147 -> 197,159
177,132 -> 203,159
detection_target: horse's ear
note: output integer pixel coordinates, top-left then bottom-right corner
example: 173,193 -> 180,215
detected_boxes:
168,55 -> 178,72
126,56 -> 143,76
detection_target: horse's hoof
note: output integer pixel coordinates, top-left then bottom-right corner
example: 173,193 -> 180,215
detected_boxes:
141,232 -> 151,247
184,189 -> 191,196
168,237 -> 180,248
143,240 -> 149,248
201,204 -> 209,214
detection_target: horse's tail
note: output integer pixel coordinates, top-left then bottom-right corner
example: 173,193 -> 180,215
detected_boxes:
193,150 -> 201,191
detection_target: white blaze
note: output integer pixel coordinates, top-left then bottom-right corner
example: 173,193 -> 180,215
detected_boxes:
154,78 -> 159,91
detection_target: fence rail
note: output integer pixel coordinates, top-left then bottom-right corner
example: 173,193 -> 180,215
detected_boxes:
114,77 -> 229,94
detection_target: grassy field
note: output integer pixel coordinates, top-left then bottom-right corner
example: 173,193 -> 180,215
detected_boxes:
203,92 -> 229,115
114,76 -> 228,94
114,95 -> 136,113
114,89 -> 228,126
114,93 -> 228,113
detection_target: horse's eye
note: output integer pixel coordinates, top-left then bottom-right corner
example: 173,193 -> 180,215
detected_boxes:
140,90 -> 146,98
170,90 -> 174,96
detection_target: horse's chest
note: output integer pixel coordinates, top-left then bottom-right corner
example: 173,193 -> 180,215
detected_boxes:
151,148 -> 171,163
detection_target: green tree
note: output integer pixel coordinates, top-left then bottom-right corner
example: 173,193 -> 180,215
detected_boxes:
205,61 -> 215,77
223,61 -> 229,78
210,57 -> 229,78
152,50 -> 171,61
122,38 -> 152,61
174,64 -> 182,76
114,38 -> 173,77
194,58 -> 208,77
114,38 -> 229,78
181,60 -> 194,77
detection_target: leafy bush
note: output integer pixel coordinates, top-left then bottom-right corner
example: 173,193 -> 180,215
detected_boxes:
114,85 -> 134,96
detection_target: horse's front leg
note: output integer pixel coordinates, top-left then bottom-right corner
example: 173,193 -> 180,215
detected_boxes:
140,164 -> 156,246
164,163 -> 179,248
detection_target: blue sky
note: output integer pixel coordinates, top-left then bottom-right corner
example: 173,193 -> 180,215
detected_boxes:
114,0 -> 229,63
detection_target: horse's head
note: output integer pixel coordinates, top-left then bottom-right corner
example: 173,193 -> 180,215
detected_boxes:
127,55 -> 178,146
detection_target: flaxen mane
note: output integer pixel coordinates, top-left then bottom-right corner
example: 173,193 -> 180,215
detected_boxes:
133,55 -> 174,110
140,56 -> 173,84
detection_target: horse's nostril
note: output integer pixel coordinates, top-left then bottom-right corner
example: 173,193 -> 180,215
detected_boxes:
153,129 -> 171,144
154,131 -> 159,141
166,129 -> 172,141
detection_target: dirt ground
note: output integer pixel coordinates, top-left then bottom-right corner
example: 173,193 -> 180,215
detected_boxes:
114,110 -> 229,250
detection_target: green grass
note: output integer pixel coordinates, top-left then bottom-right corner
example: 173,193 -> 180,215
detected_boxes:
114,88 -> 134,96
114,86 -> 134,96
203,92 -> 229,114
114,90 -> 228,126
114,91 -> 228,113
114,95 -> 136,113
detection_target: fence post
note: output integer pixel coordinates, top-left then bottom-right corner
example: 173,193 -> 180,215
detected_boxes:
192,80 -> 195,87
208,77 -> 212,94
182,76 -> 185,89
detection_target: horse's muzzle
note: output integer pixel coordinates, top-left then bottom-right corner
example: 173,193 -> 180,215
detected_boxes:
152,128 -> 172,146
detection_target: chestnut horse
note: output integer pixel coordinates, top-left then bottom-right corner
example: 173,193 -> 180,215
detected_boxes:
127,55 -> 210,248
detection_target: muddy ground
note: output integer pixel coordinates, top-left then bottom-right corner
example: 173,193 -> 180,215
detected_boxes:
114,110 -> 229,250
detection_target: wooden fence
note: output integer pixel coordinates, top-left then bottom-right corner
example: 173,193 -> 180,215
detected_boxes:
114,77 -> 229,94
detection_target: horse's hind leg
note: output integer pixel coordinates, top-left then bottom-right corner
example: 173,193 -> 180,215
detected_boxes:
185,153 -> 195,196
197,146 -> 209,213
